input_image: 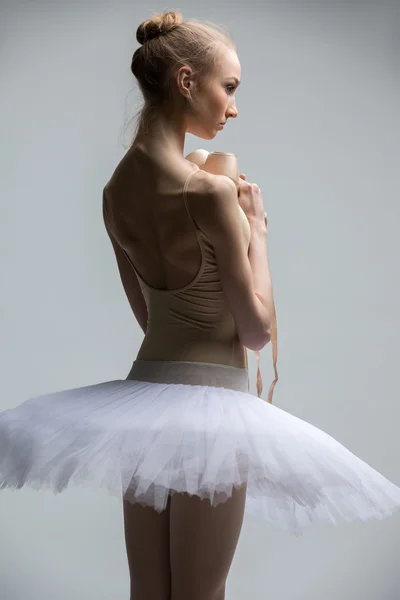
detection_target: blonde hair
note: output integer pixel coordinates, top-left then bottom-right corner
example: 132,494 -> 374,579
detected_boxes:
127,10 -> 235,143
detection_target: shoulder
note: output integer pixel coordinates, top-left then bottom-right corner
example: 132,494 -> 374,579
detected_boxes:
188,169 -> 236,195
188,169 -> 237,210
187,170 -> 238,229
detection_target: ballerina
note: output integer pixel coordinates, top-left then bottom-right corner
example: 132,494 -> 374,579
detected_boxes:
1,9 -> 400,600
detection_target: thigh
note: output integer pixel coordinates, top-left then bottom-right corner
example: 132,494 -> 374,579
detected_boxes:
169,485 -> 247,600
123,496 -> 171,600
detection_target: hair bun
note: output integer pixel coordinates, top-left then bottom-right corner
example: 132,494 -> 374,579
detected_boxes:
136,10 -> 183,45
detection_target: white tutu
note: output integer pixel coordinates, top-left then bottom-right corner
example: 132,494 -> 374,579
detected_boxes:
1,359 -> 400,537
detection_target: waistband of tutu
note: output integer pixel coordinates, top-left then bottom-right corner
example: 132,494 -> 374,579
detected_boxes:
126,359 -> 249,392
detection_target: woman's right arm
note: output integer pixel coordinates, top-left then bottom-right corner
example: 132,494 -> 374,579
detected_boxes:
247,217 -> 274,344
193,174 -> 273,351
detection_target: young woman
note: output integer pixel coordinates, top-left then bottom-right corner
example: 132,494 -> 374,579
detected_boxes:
1,10 -> 400,600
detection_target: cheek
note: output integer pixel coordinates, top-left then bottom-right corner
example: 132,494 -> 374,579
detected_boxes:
208,90 -> 227,115
195,87 -> 226,124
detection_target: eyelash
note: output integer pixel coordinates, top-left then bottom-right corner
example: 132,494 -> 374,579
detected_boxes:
226,85 -> 236,95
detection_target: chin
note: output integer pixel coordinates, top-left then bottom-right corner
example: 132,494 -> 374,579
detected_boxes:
187,126 -> 217,140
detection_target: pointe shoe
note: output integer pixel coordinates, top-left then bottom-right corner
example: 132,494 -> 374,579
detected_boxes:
185,149 -> 209,168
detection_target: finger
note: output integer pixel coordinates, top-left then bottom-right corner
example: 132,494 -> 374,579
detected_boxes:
239,173 -> 246,180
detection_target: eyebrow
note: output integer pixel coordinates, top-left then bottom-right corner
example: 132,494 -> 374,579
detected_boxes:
231,77 -> 241,86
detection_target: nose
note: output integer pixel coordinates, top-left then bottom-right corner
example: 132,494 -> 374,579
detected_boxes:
227,103 -> 238,120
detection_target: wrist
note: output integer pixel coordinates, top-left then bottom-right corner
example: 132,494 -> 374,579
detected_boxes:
248,217 -> 267,234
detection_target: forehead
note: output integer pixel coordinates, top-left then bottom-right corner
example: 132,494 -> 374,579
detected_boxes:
216,47 -> 241,79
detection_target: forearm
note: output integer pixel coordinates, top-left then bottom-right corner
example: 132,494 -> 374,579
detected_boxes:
248,220 -> 274,333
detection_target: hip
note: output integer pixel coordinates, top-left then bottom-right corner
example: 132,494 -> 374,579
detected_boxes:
126,359 -> 249,392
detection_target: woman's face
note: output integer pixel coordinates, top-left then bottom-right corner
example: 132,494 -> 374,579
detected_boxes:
185,48 -> 241,140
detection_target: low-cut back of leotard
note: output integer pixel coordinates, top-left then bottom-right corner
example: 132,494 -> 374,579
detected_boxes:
103,166 -> 259,393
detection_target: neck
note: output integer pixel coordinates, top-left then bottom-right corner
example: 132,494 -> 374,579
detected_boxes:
133,104 -> 188,160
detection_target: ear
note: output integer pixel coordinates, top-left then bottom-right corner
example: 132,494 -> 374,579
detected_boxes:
176,65 -> 194,99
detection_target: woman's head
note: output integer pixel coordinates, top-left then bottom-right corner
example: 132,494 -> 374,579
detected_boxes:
130,10 -> 240,142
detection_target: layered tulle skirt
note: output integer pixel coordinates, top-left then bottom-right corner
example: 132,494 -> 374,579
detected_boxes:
1,359 -> 400,536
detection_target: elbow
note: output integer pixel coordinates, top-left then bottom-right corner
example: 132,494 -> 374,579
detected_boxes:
265,322 -> 273,345
263,329 -> 272,348
256,324 -> 272,350
240,315 -> 273,352
255,331 -> 271,351
244,329 -> 271,352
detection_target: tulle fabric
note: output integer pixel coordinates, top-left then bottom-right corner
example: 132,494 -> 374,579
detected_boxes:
1,360 -> 400,537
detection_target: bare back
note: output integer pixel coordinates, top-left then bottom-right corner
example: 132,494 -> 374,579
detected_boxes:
102,144 -> 246,369
103,145 -> 208,293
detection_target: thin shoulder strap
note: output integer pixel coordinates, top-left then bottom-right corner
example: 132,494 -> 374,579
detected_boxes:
182,165 -> 202,233
182,166 -> 201,203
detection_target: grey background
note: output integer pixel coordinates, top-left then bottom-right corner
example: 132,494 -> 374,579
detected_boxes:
1,1 -> 400,598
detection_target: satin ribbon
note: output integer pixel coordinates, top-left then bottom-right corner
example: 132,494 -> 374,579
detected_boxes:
244,301 -> 278,404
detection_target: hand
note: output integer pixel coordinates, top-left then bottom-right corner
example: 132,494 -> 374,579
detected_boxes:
238,174 -> 268,227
